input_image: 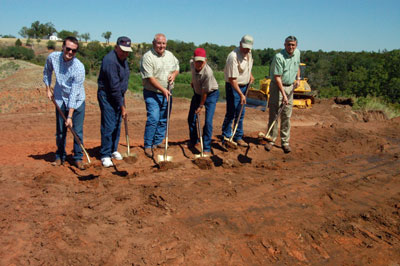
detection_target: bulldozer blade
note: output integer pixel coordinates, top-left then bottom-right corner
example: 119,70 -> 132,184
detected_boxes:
246,97 -> 267,111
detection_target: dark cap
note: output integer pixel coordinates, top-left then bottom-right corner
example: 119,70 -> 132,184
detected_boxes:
117,36 -> 133,52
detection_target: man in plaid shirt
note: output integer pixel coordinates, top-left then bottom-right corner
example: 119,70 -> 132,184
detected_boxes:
43,36 -> 86,169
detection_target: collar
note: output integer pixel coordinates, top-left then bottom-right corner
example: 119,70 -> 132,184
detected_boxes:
151,48 -> 165,57
282,49 -> 295,58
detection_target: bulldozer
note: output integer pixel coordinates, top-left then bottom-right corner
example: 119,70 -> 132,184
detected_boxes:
246,63 -> 315,111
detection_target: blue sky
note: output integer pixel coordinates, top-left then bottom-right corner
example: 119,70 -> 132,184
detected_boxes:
0,0 -> 399,52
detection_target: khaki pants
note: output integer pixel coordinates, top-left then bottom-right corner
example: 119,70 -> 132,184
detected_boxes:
267,82 -> 293,146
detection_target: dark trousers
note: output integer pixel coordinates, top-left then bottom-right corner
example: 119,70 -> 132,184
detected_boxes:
98,89 -> 122,159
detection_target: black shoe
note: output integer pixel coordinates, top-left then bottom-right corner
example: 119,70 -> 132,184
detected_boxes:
282,144 -> 291,154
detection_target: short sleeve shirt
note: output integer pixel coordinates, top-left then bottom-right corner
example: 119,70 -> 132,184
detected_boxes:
224,47 -> 253,85
140,48 -> 179,93
190,59 -> 218,95
270,48 -> 300,85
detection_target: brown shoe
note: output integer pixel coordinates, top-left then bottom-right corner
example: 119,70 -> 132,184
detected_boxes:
51,158 -> 63,166
236,139 -> 248,147
75,160 -> 85,170
282,144 -> 291,154
264,142 -> 273,151
153,143 -> 165,149
144,148 -> 153,158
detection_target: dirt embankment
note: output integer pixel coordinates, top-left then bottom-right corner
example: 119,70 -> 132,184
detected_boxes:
0,60 -> 399,265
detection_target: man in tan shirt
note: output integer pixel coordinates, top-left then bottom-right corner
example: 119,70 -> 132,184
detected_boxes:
187,48 -> 219,156
221,35 -> 255,147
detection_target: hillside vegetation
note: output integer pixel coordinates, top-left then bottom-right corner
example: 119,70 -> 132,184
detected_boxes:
1,37 -> 399,117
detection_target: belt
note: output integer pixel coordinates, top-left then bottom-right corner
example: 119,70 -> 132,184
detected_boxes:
282,83 -> 293,86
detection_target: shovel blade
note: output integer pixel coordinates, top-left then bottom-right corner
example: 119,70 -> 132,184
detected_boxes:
157,154 -> 173,163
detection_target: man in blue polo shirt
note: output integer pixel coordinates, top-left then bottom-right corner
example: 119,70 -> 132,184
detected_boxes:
97,36 -> 133,167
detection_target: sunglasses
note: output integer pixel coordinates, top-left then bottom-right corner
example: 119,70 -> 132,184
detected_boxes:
65,47 -> 77,53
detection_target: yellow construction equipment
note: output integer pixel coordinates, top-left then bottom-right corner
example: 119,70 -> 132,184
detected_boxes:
246,63 -> 316,111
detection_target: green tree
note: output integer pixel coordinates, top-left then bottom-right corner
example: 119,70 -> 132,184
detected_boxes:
57,30 -> 78,40
102,31 -> 112,44
15,39 -> 22,46
80,33 -> 90,42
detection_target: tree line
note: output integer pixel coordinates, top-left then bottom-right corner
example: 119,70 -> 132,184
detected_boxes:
2,21 -> 399,105
17,21 -> 111,43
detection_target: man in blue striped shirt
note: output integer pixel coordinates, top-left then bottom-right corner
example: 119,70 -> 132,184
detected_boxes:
43,36 -> 86,169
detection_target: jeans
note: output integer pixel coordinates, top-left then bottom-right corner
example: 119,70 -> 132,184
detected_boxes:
267,81 -> 293,146
98,89 -> 123,159
221,82 -> 248,141
55,101 -> 85,161
187,90 -> 219,152
143,89 -> 172,149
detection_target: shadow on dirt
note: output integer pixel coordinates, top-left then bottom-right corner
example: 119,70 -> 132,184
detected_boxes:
29,152 -> 56,162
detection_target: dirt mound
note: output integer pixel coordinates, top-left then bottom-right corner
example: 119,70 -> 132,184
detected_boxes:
0,61 -> 399,265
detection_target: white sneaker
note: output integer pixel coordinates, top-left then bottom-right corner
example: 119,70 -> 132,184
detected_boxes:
101,157 -> 113,167
112,151 -> 123,160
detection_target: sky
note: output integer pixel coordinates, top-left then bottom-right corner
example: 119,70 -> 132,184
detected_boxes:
0,0 -> 399,52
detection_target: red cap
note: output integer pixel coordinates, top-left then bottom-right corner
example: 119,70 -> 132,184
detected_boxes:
193,48 -> 206,61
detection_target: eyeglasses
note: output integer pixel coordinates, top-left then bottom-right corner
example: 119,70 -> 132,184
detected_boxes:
65,47 -> 77,53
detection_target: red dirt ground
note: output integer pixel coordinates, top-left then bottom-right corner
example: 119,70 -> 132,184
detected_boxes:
0,60 -> 399,265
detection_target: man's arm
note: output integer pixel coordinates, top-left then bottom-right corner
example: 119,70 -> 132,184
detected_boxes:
43,56 -> 54,100
168,70 -> 179,84
195,92 -> 208,114
147,77 -> 171,99
294,67 -> 301,88
228,78 -> 246,104
274,75 -> 289,105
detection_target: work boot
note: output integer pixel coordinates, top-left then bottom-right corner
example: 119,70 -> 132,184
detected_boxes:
153,143 -> 165,149
144,148 -> 153,158
51,158 -> 63,166
112,151 -> 123,160
282,144 -> 291,154
264,142 -> 273,151
75,160 -> 85,170
236,139 -> 248,147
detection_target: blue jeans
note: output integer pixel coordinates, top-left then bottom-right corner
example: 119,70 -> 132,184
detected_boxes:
98,89 -> 123,159
143,89 -> 172,149
221,82 -> 248,141
188,90 -> 219,152
55,101 -> 85,161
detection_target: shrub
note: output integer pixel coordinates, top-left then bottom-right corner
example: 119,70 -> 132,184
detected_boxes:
26,38 -> 33,47
0,46 -> 35,60
15,39 -> 22,47
47,40 -> 56,50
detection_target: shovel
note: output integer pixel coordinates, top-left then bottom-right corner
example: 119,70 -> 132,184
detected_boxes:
194,113 -> 208,159
157,83 -> 173,163
51,96 -> 91,167
224,83 -> 250,148
122,115 -> 137,162
258,89 -> 294,141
